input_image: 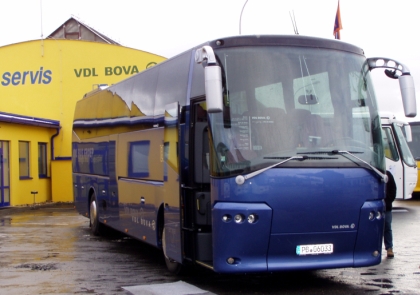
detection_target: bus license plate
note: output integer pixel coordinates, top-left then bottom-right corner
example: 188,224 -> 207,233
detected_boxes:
296,244 -> 333,256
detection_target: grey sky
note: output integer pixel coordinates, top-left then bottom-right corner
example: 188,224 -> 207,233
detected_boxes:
1,0 -> 419,118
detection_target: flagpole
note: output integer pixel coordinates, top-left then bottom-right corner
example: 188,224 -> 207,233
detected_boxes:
333,0 -> 343,40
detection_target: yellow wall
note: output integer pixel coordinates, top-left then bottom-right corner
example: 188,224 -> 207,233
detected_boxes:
51,160 -> 73,203
0,124 -> 55,205
0,39 -> 166,205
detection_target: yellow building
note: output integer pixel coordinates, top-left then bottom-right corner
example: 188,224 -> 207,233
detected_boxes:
0,18 -> 166,207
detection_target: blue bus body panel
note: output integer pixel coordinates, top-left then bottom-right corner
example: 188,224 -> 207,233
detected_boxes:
211,168 -> 384,273
73,174 -> 89,216
354,199 -> 385,267
73,141 -> 110,217
212,202 -> 272,272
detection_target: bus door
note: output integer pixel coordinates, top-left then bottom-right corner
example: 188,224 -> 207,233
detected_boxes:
162,102 -> 183,264
382,126 -> 408,199
393,122 -> 417,199
186,101 -> 213,267
407,122 -> 420,194
382,126 -> 403,198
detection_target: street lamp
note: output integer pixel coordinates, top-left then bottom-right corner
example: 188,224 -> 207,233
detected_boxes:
239,0 -> 249,35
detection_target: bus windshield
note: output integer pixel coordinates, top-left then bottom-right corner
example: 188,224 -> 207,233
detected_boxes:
407,123 -> 420,160
208,45 -> 384,177
393,123 -> 416,166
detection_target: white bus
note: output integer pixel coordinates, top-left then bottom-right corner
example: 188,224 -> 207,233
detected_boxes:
381,113 -> 417,199
406,121 -> 420,196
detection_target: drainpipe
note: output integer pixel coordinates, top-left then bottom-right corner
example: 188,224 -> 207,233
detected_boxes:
50,127 -> 61,160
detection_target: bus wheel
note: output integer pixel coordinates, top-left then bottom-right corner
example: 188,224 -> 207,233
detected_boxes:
162,227 -> 182,274
89,195 -> 101,236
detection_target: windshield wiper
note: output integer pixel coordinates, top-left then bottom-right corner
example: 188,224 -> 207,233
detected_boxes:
266,155 -> 337,160
331,150 -> 388,183
297,150 -> 387,182
235,155 -> 308,185
297,151 -> 363,155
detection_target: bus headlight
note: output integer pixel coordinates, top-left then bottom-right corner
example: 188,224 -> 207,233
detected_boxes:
369,211 -> 382,220
222,214 -> 231,222
247,214 -> 258,224
234,214 -> 244,223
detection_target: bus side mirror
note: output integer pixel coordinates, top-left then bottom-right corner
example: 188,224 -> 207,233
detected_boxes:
367,57 -> 417,118
204,65 -> 223,113
399,74 -> 417,118
404,124 -> 413,142
195,46 -> 223,113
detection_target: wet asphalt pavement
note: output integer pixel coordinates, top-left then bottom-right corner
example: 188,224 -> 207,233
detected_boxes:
0,199 -> 419,295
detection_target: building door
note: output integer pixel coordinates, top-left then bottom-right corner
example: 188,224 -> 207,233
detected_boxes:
0,141 -> 10,207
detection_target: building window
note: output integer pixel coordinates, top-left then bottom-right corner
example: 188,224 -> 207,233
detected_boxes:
19,141 -> 30,179
38,143 -> 47,178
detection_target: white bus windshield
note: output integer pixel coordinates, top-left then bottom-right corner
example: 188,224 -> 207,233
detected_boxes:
393,123 -> 416,167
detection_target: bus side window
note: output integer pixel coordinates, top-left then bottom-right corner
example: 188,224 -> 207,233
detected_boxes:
194,123 -> 210,184
382,127 -> 399,161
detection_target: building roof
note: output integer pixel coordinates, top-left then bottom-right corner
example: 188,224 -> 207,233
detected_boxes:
47,16 -> 120,45
0,111 -> 60,129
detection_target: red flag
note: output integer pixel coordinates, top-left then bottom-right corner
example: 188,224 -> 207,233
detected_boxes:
333,1 -> 343,39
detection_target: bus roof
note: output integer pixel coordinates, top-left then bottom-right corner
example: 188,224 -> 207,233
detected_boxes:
203,35 -> 365,56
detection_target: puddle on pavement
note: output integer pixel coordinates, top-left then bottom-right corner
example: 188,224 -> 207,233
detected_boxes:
360,272 -> 377,276
0,218 -> 12,226
16,263 -> 58,271
44,252 -> 60,259
367,278 -> 394,289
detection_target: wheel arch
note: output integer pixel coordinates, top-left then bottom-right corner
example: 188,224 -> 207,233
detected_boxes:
88,186 -> 97,218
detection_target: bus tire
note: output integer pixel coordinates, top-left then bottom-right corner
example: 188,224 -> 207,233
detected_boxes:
89,194 -> 101,236
162,227 -> 182,274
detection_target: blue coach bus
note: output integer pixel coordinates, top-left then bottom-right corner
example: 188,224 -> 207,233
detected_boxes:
72,35 -> 416,274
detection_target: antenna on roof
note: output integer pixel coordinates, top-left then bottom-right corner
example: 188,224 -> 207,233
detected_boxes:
40,0 -> 44,39
289,10 -> 299,35
40,0 -> 44,56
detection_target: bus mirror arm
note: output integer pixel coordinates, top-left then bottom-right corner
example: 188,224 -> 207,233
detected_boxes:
366,57 -> 417,118
195,46 -> 223,113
